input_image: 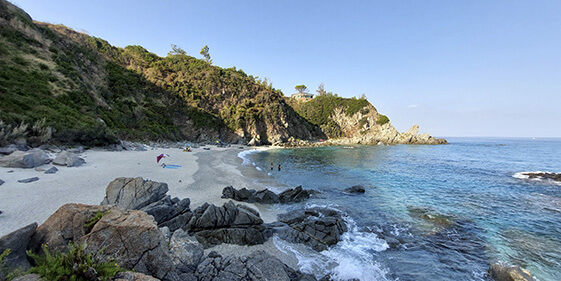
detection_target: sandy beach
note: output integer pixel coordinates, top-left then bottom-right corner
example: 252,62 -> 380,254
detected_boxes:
0,145 -> 278,237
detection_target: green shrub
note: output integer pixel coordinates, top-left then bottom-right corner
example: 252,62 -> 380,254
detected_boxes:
84,210 -> 110,231
376,115 -> 389,125
27,243 -> 122,281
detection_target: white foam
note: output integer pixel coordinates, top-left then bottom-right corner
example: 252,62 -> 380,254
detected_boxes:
513,171 -> 561,185
237,150 -> 259,166
256,166 -> 262,171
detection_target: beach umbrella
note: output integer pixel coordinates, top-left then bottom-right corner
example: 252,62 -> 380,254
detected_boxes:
156,153 -> 169,163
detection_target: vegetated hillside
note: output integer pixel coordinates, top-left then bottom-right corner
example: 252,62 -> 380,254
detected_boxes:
0,0 -> 323,147
288,93 -> 447,145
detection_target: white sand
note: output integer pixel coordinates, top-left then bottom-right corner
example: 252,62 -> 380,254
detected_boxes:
0,146 -> 278,236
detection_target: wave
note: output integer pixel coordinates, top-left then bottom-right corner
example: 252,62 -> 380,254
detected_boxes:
237,150 -> 260,166
274,204 -> 392,280
513,171 -> 561,185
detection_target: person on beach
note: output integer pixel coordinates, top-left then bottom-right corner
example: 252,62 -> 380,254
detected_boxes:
271,163 -> 274,171
278,164 -> 281,171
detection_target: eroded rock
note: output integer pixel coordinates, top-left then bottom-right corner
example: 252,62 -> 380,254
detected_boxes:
0,149 -> 50,168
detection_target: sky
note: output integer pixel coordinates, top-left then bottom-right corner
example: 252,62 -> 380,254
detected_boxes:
9,0 -> 561,137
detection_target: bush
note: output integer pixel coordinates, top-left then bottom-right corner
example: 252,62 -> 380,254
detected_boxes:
376,115 -> 389,125
27,243 -> 122,281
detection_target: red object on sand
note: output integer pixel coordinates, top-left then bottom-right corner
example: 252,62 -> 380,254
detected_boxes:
156,154 -> 168,163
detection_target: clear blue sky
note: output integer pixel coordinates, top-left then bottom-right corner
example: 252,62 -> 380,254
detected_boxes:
10,0 -> 561,137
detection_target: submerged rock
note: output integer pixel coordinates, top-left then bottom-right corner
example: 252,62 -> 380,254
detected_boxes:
277,207 -> 348,251
343,185 -> 366,194
489,263 -> 534,281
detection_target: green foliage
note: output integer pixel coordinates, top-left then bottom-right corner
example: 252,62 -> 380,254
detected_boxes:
295,84 -> 308,94
200,45 -> 212,64
84,210 -> 110,231
27,243 -> 122,281
376,114 -> 389,125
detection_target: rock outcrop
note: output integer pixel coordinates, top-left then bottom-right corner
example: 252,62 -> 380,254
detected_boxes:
0,223 -> 37,272
195,251 -> 312,281
100,177 -> 191,231
221,185 -> 316,204
0,149 -> 50,168
185,201 -> 269,248
29,203 -> 178,281
489,263 -> 534,281
277,207 -> 347,251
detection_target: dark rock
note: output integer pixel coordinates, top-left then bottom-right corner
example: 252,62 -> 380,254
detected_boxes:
521,172 -> 561,182
0,179 -> 4,186
169,229 -> 204,271
52,151 -> 85,167
343,185 -> 365,194
489,263 -> 534,281
0,149 -> 50,168
0,146 -> 17,155
106,144 -> 124,151
407,206 -> 455,229
0,223 -> 37,272
43,166 -> 58,174
185,201 -> 269,247
277,207 -> 348,251
222,185 -> 314,204
101,177 -> 169,210
17,177 -> 39,183
141,197 -> 191,232
195,250 -> 311,281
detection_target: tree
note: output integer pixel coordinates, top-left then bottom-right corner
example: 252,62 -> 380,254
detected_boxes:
295,84 -> 309,94
168,44 -> 186,56
200,45 -> 212,64
316,83 -> 327,96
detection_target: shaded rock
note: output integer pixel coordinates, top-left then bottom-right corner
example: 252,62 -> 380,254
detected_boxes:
169,229 -> 204,271
279,186 -> 314,203
17,177 -> 39,183
0,146 -> 18,155
222,186 -> 315,204
0,223 -> 37,272
114,272 -> 160,281
489,263 -> 534,281
195,250 -> 310,281
277,207 -> 348,251
0,149 -> 50,168
343,185 -> 365,194
106,144 -> 124,151
29,203 -> 177,281
141,196 -> 191,232
185,201 -> 268,247
101,177 -> 169,210
0,179 -> 4,186
43,166 -> 58,174
120,141 -> 147,151
52,151 -> 85,167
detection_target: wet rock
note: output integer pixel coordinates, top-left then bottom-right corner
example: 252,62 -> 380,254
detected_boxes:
343,185 -> 365,194
0,149 -> 50,168
407,206 -> 455,229
489,263 -> 534,281
277,207 -> 348,251
222,185 -> 317,205
521,172 -> 561,182
0,223 -> 37,272
52,151 -> 85,167
43,166 -> 58,174
17,177 -> 39,183
185,201 -> 269,247
279,186 -> 315,203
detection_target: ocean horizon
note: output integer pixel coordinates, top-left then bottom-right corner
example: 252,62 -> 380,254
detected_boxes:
239,137 -> 561,280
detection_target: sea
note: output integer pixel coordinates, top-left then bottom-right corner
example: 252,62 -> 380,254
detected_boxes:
238,137 -> 561,281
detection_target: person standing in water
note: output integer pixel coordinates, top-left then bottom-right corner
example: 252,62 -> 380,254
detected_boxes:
270,163 -> 274,171
278,164 -> 281,171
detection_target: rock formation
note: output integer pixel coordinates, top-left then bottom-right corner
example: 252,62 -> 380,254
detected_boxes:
52,151 -> 85,167
489,263 -> 534,281
343,185 -> 365,194
0,149 -> 50,168
221,185 -> 316,204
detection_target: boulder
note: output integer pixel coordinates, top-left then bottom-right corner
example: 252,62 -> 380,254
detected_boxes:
0,146 -> 17,155
0,179 -> 4,186
195,251 -> 310,281
277,207 -> 348,251
29,203 -> 178,281
279,186 -> 314,203
0,223 -> 37,272
169,229 -> 204,272
17,177 -> 39,183
43,166 -> 58,174
185,201 -> 269,247
343,185 -> 365,194
140,196 -> 192,232
101,177 -> 169,210
489,263 -> 534,281
52,151 -> 85,167
0,149 -> 50,168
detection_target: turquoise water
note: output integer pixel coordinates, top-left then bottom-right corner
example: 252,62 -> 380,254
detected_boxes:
243,138 -> 561,281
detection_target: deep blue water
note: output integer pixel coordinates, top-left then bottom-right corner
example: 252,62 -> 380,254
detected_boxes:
242,137 -> 561,281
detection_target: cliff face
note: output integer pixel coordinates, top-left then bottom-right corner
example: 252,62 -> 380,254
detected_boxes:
328,104 -> 447,145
